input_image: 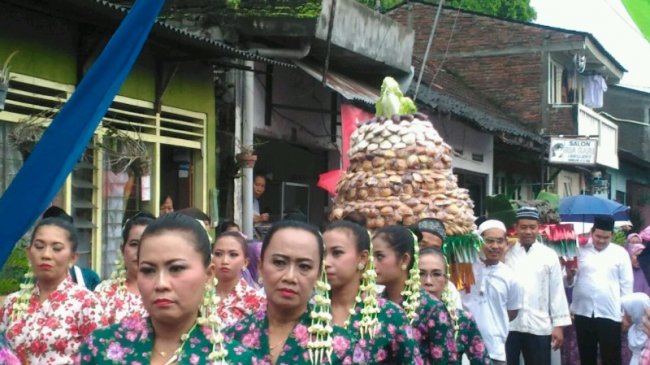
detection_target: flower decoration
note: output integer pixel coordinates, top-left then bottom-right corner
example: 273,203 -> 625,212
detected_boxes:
440,252 -> 460,339
197,277 -> 228,363
441,286 -> 460,340
309,269 -> 333,364
11,270 -> 34,321
355,232 -> 380,338
401,232 -> 421,323
110,254 -> 128,294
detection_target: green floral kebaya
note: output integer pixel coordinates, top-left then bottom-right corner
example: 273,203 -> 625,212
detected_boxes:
395,289 -> 457,365
452,308 -> 491,365
77,316 -> 256,364
332,297 -> 424,364
225,306 -> 349,365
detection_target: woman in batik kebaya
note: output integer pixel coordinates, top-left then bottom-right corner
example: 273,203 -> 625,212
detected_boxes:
323,220 -> 423,364
225,220 -> 347,365
419,247 -> 491,364
95,211 -> 155,324
213,231 -> 265,327
373,224 -> 457,365
0,217 -> 107,364
78,213 -> 255,364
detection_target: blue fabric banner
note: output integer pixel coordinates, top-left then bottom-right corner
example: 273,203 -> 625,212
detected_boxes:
0,0 -> 165,267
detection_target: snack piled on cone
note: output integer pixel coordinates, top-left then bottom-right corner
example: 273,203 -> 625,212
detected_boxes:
330,77 -> 481,290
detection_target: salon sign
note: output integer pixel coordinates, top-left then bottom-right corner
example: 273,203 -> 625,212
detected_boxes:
549,137 -> 598,165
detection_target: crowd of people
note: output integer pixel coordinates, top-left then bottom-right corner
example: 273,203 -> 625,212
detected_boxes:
0,203 -> 650,364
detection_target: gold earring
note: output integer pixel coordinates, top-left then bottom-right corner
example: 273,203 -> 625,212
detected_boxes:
357,263 -> 365,271
401,264 -> 407,271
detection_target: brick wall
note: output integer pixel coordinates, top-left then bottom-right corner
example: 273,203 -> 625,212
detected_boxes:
389,3 -> 584,133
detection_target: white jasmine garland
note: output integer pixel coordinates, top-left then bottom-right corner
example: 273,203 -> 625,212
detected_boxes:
11,270 -> 34,321
308,269 -> 333,365
179,277 -> 228,364
401,233 -> 421,323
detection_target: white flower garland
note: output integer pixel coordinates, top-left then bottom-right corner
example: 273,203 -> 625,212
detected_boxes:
110,255 -> 128,295
197,277 -> 228,363
162,278 -> 227,365
356,243 -> 380,339
11,270 -> 34,321
308,269 -> 333,364
401,233 -> 421,323
441,286 -> 459,340
440,254 -> 459,340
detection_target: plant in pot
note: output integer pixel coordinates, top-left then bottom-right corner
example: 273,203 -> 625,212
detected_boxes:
235,144 -> 257,169
0,50 -> 19,111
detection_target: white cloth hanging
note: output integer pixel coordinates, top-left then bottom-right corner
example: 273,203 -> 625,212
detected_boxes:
583,74 -> 607,108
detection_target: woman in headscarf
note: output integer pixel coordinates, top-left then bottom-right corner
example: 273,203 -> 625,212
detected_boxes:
627,234 -> 650,296
622,293 -> 650,365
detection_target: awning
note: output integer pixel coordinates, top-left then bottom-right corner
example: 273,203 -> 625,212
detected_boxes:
295,60 -> 379,105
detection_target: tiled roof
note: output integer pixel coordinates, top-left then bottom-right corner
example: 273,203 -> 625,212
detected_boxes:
411,59 -> 545,147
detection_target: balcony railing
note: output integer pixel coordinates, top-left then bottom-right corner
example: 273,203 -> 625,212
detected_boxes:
576,104 -> 618,169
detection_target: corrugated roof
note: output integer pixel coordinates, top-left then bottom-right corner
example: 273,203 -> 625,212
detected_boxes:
80,0 -> 296,67
295,60 -> 379,105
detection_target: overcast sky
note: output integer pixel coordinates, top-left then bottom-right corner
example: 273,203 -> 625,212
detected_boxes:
530,0 -> 650,91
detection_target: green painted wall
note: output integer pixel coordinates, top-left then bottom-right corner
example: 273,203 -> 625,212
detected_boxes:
0,3 -> 77,85
0,3 -> 218,206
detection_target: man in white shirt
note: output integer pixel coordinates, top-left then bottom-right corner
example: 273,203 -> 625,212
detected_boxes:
566,215 -> 633,365
505,207 -> 571,365
462,219 -> 523,365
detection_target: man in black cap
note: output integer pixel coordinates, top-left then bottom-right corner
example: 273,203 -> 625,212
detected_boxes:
566,215 -> 633,365
505,206 -> 571,365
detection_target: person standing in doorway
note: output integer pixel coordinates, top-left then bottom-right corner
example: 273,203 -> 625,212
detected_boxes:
253,173 -> 269,224
505,207 -> 571,365
567,215 -> 633,365
159,194 -> 174,215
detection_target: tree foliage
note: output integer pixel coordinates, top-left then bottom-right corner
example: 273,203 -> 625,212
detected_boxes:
357,0 -> 536,22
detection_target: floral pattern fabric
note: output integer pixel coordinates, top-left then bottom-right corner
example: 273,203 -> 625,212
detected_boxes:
77,316 -> 256,364
452,308 -> 491,365
94,279 -> 147,325
225,305 -> 348,365
217,278 -> 266,327
0,277 -> 108,364
332,297 -> 423,364
394,289 -> 457,365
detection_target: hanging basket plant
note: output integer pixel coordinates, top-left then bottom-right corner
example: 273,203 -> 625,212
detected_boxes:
8,99 -> 63,161
98,124 -> 150,175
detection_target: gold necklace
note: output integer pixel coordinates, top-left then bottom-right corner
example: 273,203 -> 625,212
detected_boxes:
269,337 -> 286,351
153,345 -> 178,358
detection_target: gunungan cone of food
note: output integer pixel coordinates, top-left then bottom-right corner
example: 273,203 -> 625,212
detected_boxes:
330,78 -> 476,236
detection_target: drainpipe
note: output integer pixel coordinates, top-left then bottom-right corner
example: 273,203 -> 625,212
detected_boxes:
248,41 -> 311,60
240,43 -> 311,237
242,60 -> 255,238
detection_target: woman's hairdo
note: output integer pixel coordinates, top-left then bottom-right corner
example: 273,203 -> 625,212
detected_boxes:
140,212 -> 211,267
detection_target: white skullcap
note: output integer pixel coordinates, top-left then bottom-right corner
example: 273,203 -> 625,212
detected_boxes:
478,219 -> 507,236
